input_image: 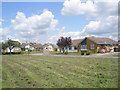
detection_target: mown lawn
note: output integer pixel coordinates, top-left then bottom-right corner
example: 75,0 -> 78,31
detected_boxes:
2,55 -> 118,88
50,52 -> 81,55
50,52 -> 101,55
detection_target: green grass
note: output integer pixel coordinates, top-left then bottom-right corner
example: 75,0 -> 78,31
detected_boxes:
2,55 -> 118,88
50,52 -> 81,55
113,54 -> 120,57
50,52 -> 99,55
30,51 -> 43,54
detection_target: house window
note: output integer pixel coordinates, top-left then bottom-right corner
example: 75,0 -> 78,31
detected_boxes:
15,48 -> 19,50
74,46 -> 77,50
110,44 -> 113,47
81,45 -> 87,50
90,44 -> 94,49
69,47 -> 71,50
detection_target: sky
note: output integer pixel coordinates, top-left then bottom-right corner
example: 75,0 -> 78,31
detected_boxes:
1,0 -> 119,44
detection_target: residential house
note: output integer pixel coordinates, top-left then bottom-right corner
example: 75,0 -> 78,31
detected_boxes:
21,42 -> 58,52
33,44 -> 43,51
66,37 -> 118,53
79,37 -> 118,53
67,39 -> 83,52
4,47 -> 21,52
43,43 -> 59,52
21,43 -> 37,51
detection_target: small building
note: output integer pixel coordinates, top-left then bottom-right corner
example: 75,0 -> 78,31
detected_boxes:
43,43 -> 59,52
79,37 -> 118,53
67,39 -> 83,52
21,43 -> 36,51
4,47 -> 21,52
66,37 -> 118,53
33,44 -> 43,51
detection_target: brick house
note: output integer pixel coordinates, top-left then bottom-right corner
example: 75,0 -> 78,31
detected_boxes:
67,37 -> 118,53
79,37 -> 118,53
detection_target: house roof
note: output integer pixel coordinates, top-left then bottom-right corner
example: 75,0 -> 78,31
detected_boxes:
87,37 -> 118,45
22,43 -> 30,45
33,45 -> 43,48
72,39 -> 83,46
52,44 -> 58,48
43,43 -> 58,49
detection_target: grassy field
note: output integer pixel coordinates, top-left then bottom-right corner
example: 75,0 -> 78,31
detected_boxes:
50,52 -> 81,55
2,55 -> 118,88
50,52 -> 102,55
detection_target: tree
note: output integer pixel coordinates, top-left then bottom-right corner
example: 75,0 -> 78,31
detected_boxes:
2,42 -> 8,52
57,37 -> 72,53
6,39 -> 21,55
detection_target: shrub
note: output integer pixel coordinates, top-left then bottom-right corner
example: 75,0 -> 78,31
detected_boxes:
20,51 -> 26,54
97,51 -> 101,53
21,48 -> 26,51
97,49 -> 101,53
64,52 -> 68,55
86,52 -> 90,55
28,49 -> 32,55
81,52 -> 84,55
2,52 -> 22,55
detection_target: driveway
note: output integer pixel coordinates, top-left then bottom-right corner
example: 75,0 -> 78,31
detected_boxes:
30,52 -> 119,58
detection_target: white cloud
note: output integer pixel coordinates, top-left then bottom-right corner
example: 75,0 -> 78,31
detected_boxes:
61,0 -> 118,17
61,0 -> 95,16
0,18 -> 3,27
49,30 -> 99,44
61,0 -> 118,41
10,9 -> 58,43
0,28 -> 8,42
2,0 -> 118,43
82,16 -> 118,35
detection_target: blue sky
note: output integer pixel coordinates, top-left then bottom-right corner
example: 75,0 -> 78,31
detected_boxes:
2,2 -> 92,31
1,0 -> 118,43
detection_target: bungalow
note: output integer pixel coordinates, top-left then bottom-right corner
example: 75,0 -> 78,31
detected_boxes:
67,39 -> 83,52
33,43 -> 43,51
21,43 -> 35,51
4,47 -> 21,53
21,43 -> 42,51
79,37 -> 118,53
67,37 -> 118,53
43,43 -> 59,52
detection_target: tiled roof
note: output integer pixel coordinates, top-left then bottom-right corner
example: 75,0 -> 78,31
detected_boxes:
87,37 -> 118,44
43,43 -> 58,49
72,39 -> 83,46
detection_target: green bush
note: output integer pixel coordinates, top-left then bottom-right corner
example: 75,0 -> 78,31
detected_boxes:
86,52 -> 90,55
2,52 -> 22,55
97,49 -> 101,53
20,51 -> 26,54
81,52 -> 84,55
28,49 -> 32,55
64,52 -> 68,55
21,48 -> 26,51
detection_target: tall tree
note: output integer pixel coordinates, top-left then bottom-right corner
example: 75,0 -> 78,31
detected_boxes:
6,39 -> 21,54
57,37 -> 72,53
2,42 -> 8,52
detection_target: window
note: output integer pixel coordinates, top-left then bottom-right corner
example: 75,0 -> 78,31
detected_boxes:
81,45 -> 87,50
110,44 -> 113,47
74,46 -> 77,50
69,47 -> 71,50
90,44 -> 94,49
